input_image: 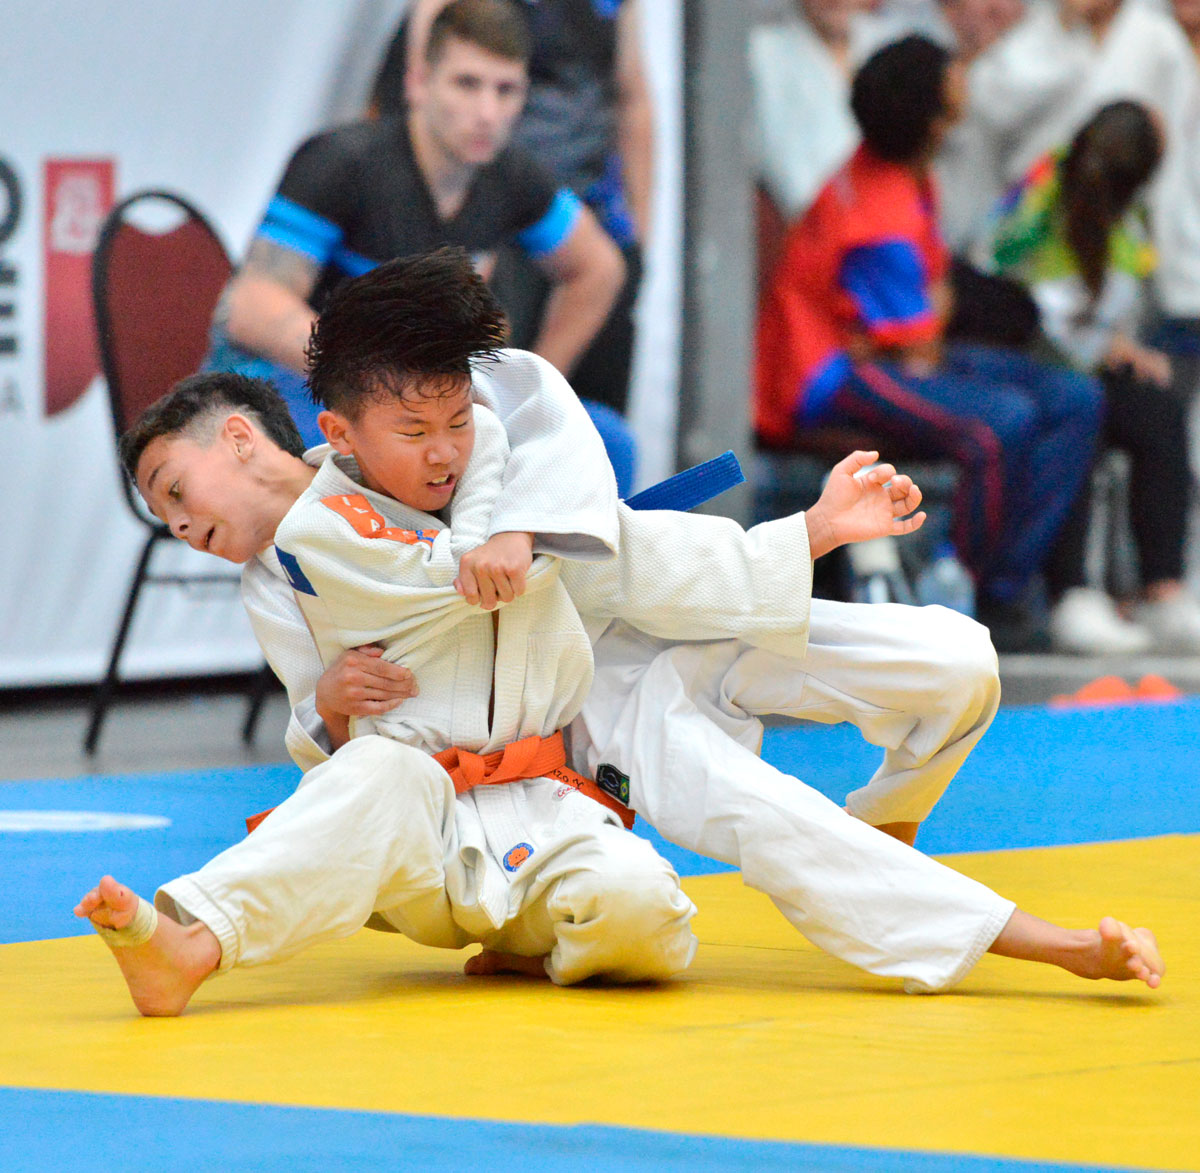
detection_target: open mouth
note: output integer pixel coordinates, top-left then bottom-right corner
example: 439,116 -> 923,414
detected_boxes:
203,526 -> 214,551
429,474 -> 455,490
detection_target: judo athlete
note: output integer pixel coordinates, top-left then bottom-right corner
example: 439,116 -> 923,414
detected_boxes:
78,253 -> 1164,1013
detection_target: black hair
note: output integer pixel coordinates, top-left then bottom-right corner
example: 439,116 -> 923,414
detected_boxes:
426,0 -> 532,67
118,371 -> 305,480
1061,100 -> 1161,309
306,247 -> 508,418
850,36 -> 953,163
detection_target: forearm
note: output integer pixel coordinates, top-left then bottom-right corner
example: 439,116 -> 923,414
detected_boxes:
617,93 -> 654,245
615,0 -> 654,242
531,258 -> 625,375
225,272 -> 315,374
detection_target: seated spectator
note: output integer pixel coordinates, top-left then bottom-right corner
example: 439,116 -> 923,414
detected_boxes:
930,0 -> 1026,250
372,0 -> 652,436
205,0 -> 631,490
969,0 -> 1196,259
1150,0 -> 1200,397
755,36 -> 1103,648
750,0 -> 875,224
975,101 -> 1200,652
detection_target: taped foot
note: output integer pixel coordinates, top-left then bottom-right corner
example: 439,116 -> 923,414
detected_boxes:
74,875 -> 220,1016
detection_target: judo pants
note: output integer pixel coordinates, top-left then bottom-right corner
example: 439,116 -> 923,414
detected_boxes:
571,599 -> 1016,993
156,736 -> 698,986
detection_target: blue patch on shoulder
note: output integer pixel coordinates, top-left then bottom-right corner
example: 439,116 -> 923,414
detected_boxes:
275,547 -> 317,596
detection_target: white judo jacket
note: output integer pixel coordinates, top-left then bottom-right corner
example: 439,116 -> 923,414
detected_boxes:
242,349 -> 814,774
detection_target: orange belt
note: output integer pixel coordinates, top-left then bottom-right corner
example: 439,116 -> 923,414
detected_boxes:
246,730 -> 633,834
433,730 -> 634,829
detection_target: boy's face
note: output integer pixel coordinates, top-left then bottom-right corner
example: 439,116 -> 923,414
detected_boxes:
320,383 -> 475,514
136,417 -> 282,564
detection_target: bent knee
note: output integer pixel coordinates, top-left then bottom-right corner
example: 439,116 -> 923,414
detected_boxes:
576,842 -> 692,931
917,608 -> 1000,703
315,735 -> 452,804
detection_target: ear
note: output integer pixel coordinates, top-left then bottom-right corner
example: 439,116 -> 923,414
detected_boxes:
222,414 -> 257,460
406,59 -> 430,108
319,410 -> 355,455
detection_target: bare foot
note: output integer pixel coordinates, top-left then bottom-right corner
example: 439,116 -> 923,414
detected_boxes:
990,909 -> 1164,989
74,875 -> 221,1016
463,949 -> 549,979
1079,917 -> 1165,988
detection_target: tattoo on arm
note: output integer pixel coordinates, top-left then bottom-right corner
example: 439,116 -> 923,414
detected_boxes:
243,238 -> 321,298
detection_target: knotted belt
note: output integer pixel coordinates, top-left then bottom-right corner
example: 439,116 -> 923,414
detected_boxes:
245,729 -> 633,834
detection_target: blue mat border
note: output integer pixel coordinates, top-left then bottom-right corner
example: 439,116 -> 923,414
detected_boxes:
0,1087 -> 1167,1173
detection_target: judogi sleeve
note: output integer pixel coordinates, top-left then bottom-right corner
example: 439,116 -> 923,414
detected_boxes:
470,349 -> 619,559
561,506 -> 814,658
240,557 -> 334,772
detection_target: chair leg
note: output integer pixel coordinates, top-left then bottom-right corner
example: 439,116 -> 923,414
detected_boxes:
241,663 -> 277,745
84,532 -> 159,755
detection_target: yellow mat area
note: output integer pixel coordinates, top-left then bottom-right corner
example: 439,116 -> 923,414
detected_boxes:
3,834 -> 1196,1170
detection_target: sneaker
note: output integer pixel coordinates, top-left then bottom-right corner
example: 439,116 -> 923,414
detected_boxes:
1048,588 -> 1153,655
1131,592 -> 1200,653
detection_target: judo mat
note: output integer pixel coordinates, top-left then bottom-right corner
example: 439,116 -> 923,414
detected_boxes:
2,699 -> 1198,1172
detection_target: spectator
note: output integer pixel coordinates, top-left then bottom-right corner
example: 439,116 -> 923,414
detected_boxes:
1152,0 -> 1200,394
931,0 -> 1026,249
207,0 -> 630,488
755,36 -> 1103,648
968,0 -> 1196,252
749,0 -> 876,223
375,0 -> 651,431
976,101 -> 1200,652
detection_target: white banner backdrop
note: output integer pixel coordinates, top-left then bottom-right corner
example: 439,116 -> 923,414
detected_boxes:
0,1 -> 682,688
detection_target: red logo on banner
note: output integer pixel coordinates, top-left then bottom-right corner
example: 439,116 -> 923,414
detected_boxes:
43,159 -> 114,417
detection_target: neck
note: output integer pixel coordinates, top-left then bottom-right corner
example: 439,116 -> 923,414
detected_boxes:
262,453 -> 318,544
408,112 -> 474,217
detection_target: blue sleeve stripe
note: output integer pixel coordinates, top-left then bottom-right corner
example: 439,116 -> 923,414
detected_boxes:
257,195 -> 343,263
514,187 -> 583,258
331,246 -> 377,277
839,240 -> 931,329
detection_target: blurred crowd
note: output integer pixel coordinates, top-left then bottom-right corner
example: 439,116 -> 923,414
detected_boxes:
753,0 -> 1200,654
199,0 -> 1200,659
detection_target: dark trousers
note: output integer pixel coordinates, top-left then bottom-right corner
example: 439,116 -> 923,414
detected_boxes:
829,343 -> 1103,602
1044,366 -> 1192,596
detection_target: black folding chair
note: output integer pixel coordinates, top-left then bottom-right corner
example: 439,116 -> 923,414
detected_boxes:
86,189 -> 274,753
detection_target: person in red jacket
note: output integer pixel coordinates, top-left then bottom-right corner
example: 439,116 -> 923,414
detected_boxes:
756,36 -> 1102,645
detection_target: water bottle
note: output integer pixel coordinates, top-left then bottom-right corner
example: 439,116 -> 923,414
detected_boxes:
915,542 -> 975,616
846,536 -> 915,605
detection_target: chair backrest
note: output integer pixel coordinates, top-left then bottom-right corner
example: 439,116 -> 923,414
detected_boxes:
92,190 -> 232,441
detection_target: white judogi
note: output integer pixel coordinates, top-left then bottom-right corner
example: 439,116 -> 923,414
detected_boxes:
236,350 -> 1012,992
159,404 -> 697,985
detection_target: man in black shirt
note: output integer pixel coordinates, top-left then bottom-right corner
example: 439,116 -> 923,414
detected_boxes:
210,0 -> 625,463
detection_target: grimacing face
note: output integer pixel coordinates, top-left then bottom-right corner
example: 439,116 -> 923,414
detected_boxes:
135,418 -> 281,564
412,35 -> 529,167
319,384 -> 476,515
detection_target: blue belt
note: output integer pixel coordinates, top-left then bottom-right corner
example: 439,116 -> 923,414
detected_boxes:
624,450 -> 744,513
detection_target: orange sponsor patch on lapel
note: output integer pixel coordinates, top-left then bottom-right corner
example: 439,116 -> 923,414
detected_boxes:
320,494 -> 438,545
